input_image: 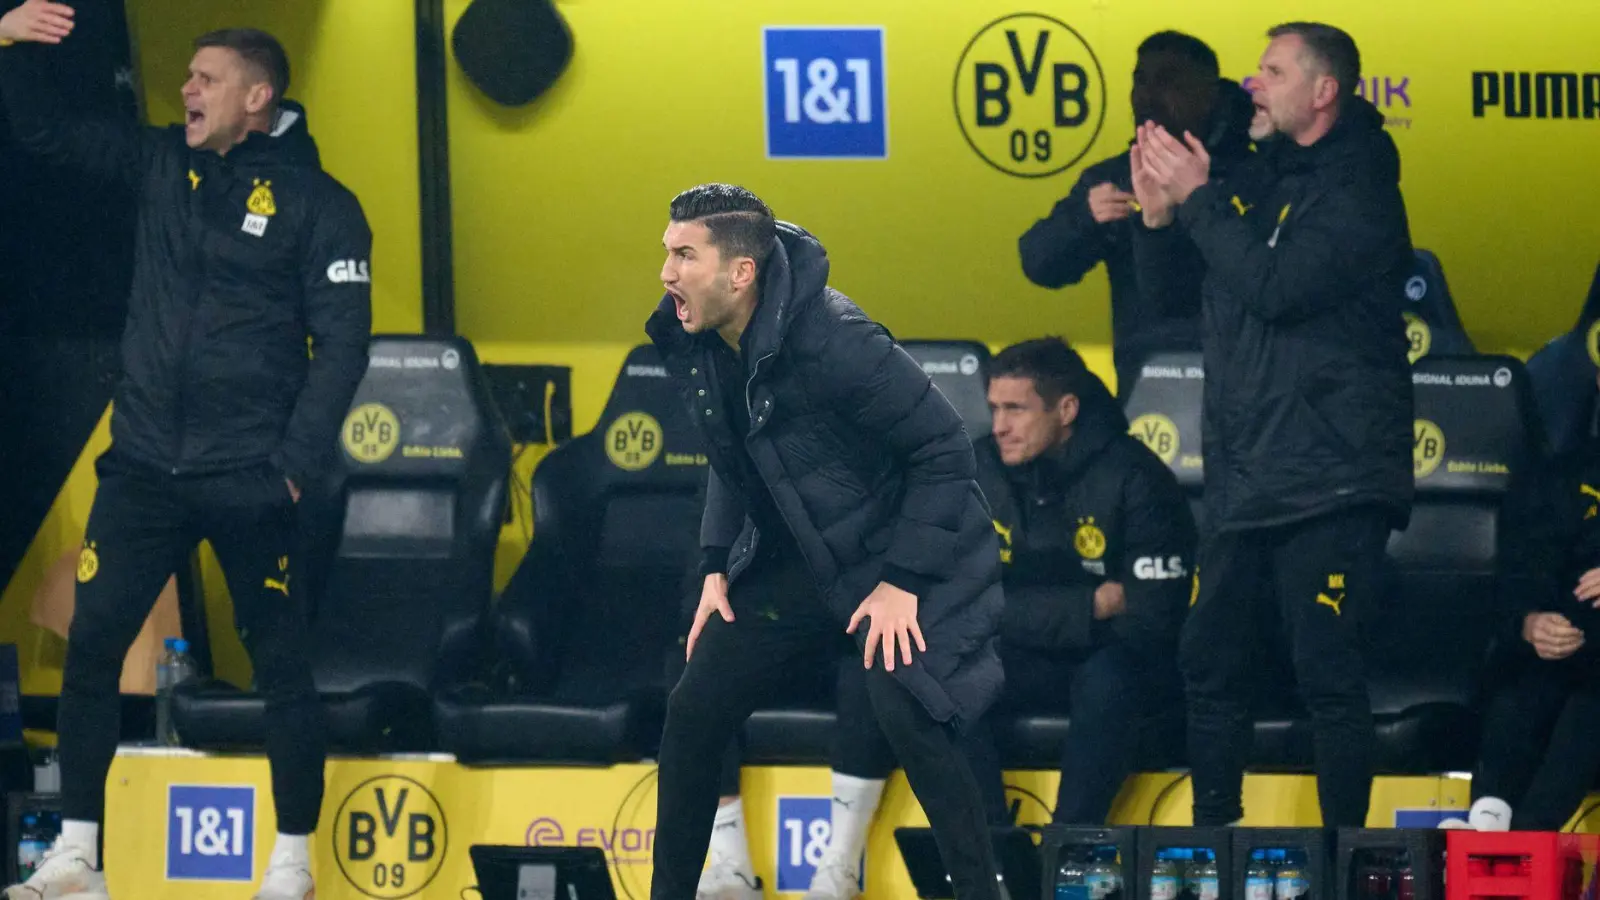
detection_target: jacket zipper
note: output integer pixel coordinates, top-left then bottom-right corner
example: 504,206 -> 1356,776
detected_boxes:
172,162 -> 211,474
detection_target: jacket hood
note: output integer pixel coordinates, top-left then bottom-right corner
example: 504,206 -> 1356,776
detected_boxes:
227,100 -> 322,167
1264,94 -> 1399,186
647,219 -> 831,356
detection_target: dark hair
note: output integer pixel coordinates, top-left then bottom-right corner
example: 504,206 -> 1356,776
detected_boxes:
991,337 -> 1107,407
1267,22 -> 1360,98
1136,31 -> 1219,79
668,183 -> 777,271
194,28 -> 290,107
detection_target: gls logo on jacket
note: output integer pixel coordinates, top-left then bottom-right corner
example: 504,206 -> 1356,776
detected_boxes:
327,259 -> 371,284
1134,556 -> 1187,581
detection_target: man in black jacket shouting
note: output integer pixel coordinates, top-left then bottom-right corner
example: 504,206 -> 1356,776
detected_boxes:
1018,31 -> 1253,395
1,5 -> 371,899
1129,22 -> 1413,828
645,184 -> 1004,900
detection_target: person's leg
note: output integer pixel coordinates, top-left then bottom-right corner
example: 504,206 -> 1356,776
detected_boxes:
1054,644 -> 1148,824
652,554 -> 837,900
864,668 -> 1001,900
59,456 -> 191,857
199,465 -> 322,890
702,741 -> 759,896
1180,529 -> 1262,825
1505,657 -> 1600,830
7,456 -> 190,897
1271,508 -> 1386,828
1470,650 -> 1564,815
808,659 -> 895,898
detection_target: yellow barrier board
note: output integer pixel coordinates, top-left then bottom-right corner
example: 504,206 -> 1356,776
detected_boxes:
104,749 -> 1503,900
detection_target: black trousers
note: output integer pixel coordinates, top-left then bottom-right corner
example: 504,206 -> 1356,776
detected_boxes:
652,551 -> 1000,900
61,450 -> 325,834
834,641 -> 1175,826
1472,647 -> 1600,830
1180,506 -> 1386,827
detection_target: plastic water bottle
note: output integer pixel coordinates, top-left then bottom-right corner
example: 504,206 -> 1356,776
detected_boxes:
1246,850 -> 1276,900
16,813 -> 48,880
1056,849 -> 1088,900
1151,853 -> 1180,900
1276,850 -> 1310,900
1085,846 -> 1123,900
155,638 -> 196,746
1188,851 -> 1220,900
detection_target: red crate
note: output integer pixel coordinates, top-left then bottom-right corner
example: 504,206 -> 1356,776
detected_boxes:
1446,832 -> 1600,900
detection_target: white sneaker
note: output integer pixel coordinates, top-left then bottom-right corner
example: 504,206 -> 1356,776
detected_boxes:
252,855 -> 314,900
1438,817 -> 1474,829
803,860 -> 863,900
695,860 -> 762,900
1468,797 -> 1513,832
2,839 -> 108,899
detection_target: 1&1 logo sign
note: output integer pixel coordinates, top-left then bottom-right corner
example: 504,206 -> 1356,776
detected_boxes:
334,775 -> 447,899
764,26 -> 888,159
777,796 -> 864,893
954,13 -> 1105,177
166,784 -> 256,882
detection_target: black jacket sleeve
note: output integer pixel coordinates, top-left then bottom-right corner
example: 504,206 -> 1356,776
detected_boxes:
698,467 -> 746,576
1129,220 -> 1201,318
999,582 -> 1096,653
1110,460 -> 1197,654
820,314 -> 974,590
1495,462 -> 1580,642
271,184 -> 373,486
1177,171 -> 1409,324
1018,167 -> 1113,289
0,42 -> 161,187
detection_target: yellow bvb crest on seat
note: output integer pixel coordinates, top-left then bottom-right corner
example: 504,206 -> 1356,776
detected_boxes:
247,179 -> 276,217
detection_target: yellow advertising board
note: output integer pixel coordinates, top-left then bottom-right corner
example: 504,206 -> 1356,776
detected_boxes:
105,749 -> 1513,900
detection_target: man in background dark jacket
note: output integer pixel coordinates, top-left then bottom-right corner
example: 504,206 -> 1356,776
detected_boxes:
1443,397 -> 1600,832
965,338 -> 1195,824
1018,31 -> 1253,395
645,184 -> 1003,900
1131,22 -> 1413,828
1,6 -> 371,900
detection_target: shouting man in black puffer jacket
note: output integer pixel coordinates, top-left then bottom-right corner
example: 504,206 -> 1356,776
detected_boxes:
1130,21 -> 1415,829
645,184 -> 1004,900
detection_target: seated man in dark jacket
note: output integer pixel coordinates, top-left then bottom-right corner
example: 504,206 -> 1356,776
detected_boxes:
1131,22 -> 1414,828
799,340 -> 1195,899
1443,389 -> 1600,832
1018,31 -> 1252,395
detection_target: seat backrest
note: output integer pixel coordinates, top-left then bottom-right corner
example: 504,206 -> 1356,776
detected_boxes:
1119,351 -> 1205,493
311,335 -> 512,693
1525,260 -> 1600,456
1402,249 -> 1475,363
510,345 -> 707,698
901,340 -> 992,436
1372,355 -> 1540,706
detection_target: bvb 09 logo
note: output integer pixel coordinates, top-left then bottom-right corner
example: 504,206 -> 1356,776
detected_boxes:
954,12 -> 1106,178
334,775 -> 447,899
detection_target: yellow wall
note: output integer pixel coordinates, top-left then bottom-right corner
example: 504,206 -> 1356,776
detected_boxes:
446,0 -> 1600,357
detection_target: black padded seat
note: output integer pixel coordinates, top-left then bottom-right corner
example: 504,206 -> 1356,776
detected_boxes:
175,335 -> 510,752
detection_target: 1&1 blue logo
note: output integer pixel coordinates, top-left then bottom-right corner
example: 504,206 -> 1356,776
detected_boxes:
166,784 -> 256,882
776,796 -> 865,893
763,27 -> 888,159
